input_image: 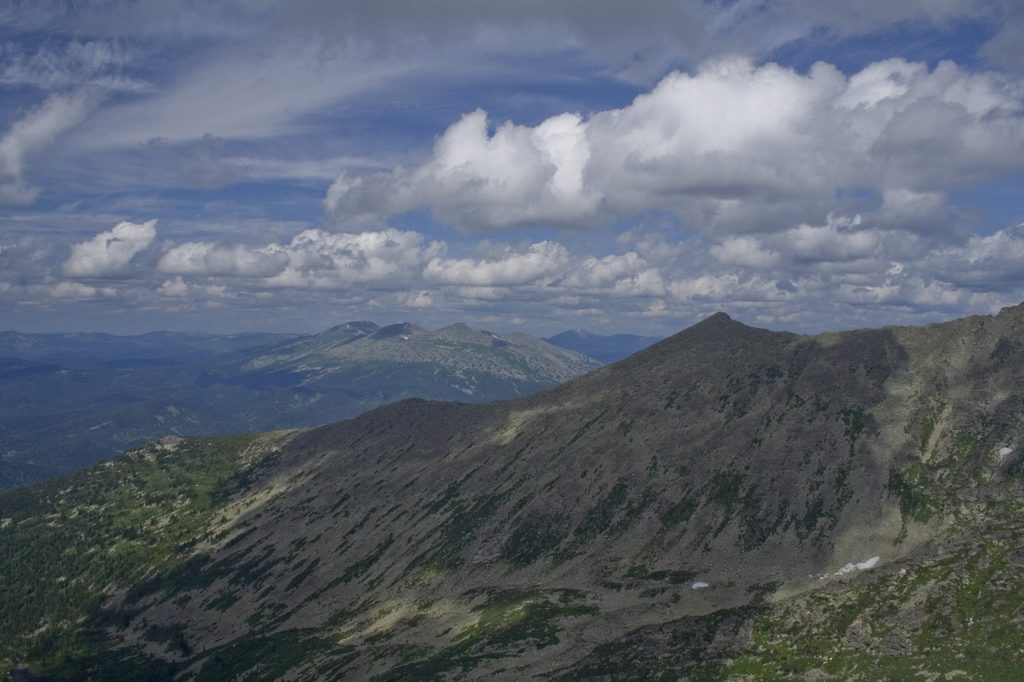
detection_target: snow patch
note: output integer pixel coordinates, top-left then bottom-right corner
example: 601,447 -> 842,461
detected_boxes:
690,581 -> 710,590
834,556 -> 879,576
998,446 -> 1014,460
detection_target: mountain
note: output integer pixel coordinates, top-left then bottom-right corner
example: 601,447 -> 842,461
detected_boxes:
0,330 -> 298,366
3,307 -> 1024,678
544,329 -> 660,363
238,321 -> 599,398
0,323 -> 599,490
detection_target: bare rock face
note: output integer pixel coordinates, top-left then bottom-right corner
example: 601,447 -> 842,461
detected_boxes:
3,305 -> 1024,679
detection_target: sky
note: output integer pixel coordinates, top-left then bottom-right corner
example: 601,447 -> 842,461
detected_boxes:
2,0 -> 1024,336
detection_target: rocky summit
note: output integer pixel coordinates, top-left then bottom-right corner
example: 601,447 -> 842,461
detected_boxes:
3,306 -> 1024,679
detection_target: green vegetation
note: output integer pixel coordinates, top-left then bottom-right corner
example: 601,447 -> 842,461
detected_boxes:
574,480 -> 633,541
717,531 -> 1024,680
340,536 -> 393,582
659,492 -> 697,528
0,434 -> 270,674
888,428 -> 993,540
404,490 -> 510,578
705,469 -> 744,536
375,590 -> 598,680
502,513 -> 566,566
194,629 -> 332,681
919,399 -> 947,454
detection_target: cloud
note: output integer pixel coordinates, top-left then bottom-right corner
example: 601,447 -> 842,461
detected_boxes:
75,41 -> 419,148
157,276 -> 190,297
563,252 -> 666,296
923,222 -> 1024,290
874,188 -> 964,234
62,219 -> 157,277
327,110 -> 599,230
267,228 -> 443,289
157,241 -> 288,277
980,18 -> 1024,73
328,57 -> 1024,233
0,40 -> 146,92
6,207 -> 1024,336
564,252 -> 647,287
783,215 -> 880,263
0,90 -> 100,204
158,228 -> 443,290
48,281 -> 116,299
398,290 -> 434,308
711,237 -> 780,268
424,240 -> 568,286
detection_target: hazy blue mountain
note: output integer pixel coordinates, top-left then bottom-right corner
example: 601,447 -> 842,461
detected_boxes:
4,305 -> 1024,678
0,330 -> 300,366
545,328 -> 661,363
0,323 -> 598,489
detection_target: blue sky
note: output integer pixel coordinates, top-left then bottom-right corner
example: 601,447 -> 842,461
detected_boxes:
1,0 -> 1024,336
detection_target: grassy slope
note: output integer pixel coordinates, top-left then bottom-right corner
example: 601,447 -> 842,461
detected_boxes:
0,433 -> 287,676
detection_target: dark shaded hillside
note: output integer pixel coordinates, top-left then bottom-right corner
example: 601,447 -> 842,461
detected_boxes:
2,307 -> 1024,679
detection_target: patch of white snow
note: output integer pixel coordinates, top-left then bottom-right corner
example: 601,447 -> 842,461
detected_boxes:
690,581 -> 710,590
998,446 -> 1014,460
834,556 -> 879,576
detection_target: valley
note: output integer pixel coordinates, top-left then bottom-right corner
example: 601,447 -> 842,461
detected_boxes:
0,323 -> 600,490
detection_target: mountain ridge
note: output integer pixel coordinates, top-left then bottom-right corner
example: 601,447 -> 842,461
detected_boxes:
2,306 -> 1024,678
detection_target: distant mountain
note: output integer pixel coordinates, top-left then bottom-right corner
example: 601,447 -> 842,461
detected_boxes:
0,323 -> 599,489
0,330 -> 298,366
241,321 -> 598,396
545,328 -> 660,362
4,306 -> 1024,678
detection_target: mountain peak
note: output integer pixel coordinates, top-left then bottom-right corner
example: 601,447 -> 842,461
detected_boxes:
370,322 -> 425,340
700,311 -> 732,324
438,322 -> 475,334
678,311 -> 749,338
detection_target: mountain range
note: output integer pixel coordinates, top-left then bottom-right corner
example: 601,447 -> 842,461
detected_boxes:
3,305 -> 1024,678
543,329 -> 661,363
0,322 -> 599,490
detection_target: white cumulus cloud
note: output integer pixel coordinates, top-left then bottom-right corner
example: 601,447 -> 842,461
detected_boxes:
327,110 -> 599,231
157,241 -> 289,277
157,228 -> 443,290
62,219 -> 157,278
424,240 -> 569,286
327,57 -> 1024,234
711,237 -> 780,268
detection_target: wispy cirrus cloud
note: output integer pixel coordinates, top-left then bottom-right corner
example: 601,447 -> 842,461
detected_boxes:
0,90 -> 102,204
0,39 -> 147,92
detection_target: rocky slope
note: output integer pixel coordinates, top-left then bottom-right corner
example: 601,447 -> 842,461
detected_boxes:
2,307 -> 1024,679
0,323 -> 598,489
